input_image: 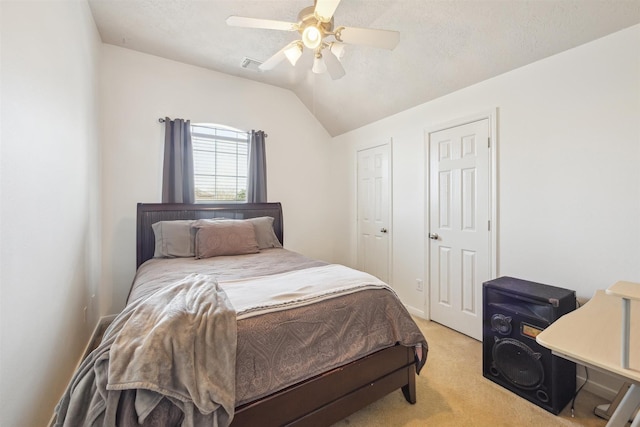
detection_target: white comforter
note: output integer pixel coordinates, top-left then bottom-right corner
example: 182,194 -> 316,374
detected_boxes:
221,264 -> 396,319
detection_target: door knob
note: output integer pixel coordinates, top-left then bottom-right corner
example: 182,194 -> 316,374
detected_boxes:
429,233 -> 439,240
380,228 -> 388,233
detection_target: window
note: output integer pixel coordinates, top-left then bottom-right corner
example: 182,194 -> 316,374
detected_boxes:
191,124 -> 249,202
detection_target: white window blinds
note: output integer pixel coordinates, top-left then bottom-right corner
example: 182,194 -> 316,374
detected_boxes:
191,124 -> 249,202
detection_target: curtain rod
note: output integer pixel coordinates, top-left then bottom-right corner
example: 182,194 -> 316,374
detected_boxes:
158,118 -> 267,137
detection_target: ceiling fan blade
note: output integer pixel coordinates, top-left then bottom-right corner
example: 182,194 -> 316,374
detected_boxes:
314,0 -> 342,23
226,16 -> 297,31
337,26 -> 400,50
324,51 -> 346,80
258,42 -> 296,71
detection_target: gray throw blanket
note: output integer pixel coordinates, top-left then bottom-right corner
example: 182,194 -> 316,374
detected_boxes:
55,274 -> 237,427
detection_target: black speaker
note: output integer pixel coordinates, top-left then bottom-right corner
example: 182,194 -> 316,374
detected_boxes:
483,276 -> 577,414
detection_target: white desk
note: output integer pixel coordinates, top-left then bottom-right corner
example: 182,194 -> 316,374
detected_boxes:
536,282 -> 640,427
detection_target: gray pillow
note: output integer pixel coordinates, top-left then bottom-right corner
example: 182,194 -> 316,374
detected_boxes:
246,217 -> 283,249
151,220 -> 196,258
194,221 -> 260,259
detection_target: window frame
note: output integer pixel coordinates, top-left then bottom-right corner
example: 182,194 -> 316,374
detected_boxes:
191,123 -> 250,203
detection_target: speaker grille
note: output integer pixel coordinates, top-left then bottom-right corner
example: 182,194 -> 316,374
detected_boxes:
490,314 -> 512,335
492,338 -> 544,390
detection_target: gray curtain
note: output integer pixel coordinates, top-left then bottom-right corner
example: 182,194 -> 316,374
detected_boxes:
162,117 -> 195,203
247,130 -> 267,203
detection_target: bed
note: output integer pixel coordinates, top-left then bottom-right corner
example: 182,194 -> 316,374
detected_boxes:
55,202 -> 427,427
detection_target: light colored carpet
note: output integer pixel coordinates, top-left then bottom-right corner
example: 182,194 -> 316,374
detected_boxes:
333,317 -> 611,427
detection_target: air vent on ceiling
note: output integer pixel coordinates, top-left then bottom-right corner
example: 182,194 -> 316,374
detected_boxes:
241,57 -> 262,72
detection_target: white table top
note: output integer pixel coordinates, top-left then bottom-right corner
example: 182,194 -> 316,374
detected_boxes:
536,289 -> 640,384
607,281 -> 640,301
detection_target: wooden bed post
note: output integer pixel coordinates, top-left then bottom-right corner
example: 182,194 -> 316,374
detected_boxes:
401,370 -> 417,404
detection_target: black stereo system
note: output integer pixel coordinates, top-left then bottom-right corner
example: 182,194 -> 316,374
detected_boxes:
482,276 -> 577,414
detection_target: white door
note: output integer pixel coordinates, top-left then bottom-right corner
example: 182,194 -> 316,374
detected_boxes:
357,144 -> 391,283
429,119 -> 491,340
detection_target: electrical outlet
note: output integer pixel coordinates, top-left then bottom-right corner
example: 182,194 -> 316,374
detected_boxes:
416,279 -> 423,291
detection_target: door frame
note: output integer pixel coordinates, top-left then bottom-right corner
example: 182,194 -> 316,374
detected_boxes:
356,140 -> 393,287
423,109 -> 498,321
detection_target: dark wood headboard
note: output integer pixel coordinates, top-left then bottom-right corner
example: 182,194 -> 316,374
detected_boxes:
136,202 -> 284,268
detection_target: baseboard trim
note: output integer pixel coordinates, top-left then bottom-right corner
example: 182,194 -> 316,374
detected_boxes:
81,314 -> 116,360
405,304 -> 426,319
577,367 -> 626,402
48,314 -> 117,427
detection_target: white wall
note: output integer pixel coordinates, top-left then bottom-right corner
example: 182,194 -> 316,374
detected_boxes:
99,45 -> 335,315
333,23 -> 640,307
0,1 -> 102,426
331,24 -> 640,397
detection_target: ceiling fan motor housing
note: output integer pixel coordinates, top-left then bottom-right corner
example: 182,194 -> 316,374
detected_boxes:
298,5 -> 334,48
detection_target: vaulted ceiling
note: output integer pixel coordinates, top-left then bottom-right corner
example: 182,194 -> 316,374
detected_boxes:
88,0 -> 640,136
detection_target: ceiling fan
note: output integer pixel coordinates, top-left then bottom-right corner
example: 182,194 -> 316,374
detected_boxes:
226,0 -> 400,80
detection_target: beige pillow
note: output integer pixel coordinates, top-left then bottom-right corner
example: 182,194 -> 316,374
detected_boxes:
194,221 -> 260,259
152,220 -> 196,258
194,217 -> 282,249
192,218 -> 227,228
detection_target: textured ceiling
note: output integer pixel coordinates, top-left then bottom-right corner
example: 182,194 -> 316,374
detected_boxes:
88,0 -> 640,136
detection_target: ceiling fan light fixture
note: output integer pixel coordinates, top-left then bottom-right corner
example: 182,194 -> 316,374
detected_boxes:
284,42 -> 303,66
229,0 -> 401,79
312,53 -> 327,74
329,42 -> 345,61
302,25 -> 322,49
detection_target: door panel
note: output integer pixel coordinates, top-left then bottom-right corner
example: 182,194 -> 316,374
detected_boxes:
357,144 -> 390,283
429,119 -> 490,340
